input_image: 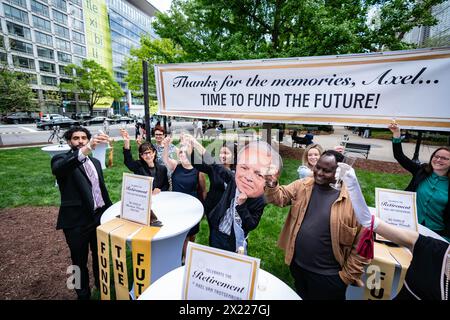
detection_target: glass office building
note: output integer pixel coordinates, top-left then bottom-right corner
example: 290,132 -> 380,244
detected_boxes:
403,0 -> 450,47
106,0 -> 158,116
0,0 -> 87,114
0,0 -> 158,115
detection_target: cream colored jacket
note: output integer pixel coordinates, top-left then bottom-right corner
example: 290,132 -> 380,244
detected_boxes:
265,177 -> 370,286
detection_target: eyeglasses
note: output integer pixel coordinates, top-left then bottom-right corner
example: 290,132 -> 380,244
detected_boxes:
141,151 -> 154,156
155,133 -> 164,136
433,154 -> 450,161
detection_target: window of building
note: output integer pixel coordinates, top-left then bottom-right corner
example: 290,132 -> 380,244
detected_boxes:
5,0 -> 27,9
33,15 -> 52,32
71,18 -> 84,32
39,61 -> 56,73
31,0 -> 50,17
51,0 -> 66,11
72,56 -> 83,66
54,24 -> 70,39
70,5 -> 83,20
59,64 -> 70,76
4,3 -> 29,24
27,73 -> 38,85
37,46 -> 54,59
59,77 -> 71,85
6,21 -> 32,40
57,51 -> 71,63
18,72 -> 38,85
52,9 -> 68,25
55,38 -> 70,51
35,31 -> 53,46
70,0 -> 82,7
12,55 -> 35,69
0,52 -> 7,63
41,75 -> 57,86
9,38 -> 33,55
73,43 -> 86,56
0,35 -> 4,49
72,31 -> 84,44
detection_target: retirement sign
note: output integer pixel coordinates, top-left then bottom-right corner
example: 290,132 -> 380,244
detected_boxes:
155,48 -> 450,130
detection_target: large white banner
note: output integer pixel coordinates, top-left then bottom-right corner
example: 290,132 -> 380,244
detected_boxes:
155,48 -> 450,130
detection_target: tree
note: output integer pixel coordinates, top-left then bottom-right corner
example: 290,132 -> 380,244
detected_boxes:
152,0 -> 445,61
60,59 -> 124,115
124,37 -> 185,96
0,64 -> 35,114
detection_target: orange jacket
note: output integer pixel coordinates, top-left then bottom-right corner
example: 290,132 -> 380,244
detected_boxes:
265,177 -> 369,286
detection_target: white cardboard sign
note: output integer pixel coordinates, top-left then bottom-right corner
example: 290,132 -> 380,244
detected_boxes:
182,242 -> 260,300
120,173 -> 153,225
375,188 -> 418,241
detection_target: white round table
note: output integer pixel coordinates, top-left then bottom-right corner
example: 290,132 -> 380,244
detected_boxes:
137,266 -> 301,300
101,192 -> 204,282
41,144 -> 71,157
42,144 -> 71,186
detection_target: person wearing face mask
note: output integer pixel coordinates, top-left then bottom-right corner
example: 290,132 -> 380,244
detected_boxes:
340,162 -> 450,300
389,120 -> 450,241
264,150 -> 369,300
51,126 -> 112,300
189,137 -> 283,254
188,138 -> 237,218
120,129 -> 169,194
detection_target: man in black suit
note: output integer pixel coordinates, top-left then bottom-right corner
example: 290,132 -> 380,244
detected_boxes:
51,126 -> 112,300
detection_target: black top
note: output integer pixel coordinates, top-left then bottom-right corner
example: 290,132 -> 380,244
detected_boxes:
122,148 -> 169,191
294,184 -> 341,275
395,234 -> 449,300
171,164 -> 199,198
393,141 -> 450,238
192,151 -> 230,216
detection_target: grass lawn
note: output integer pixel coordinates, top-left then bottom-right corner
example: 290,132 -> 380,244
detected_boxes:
0,141 -> 411,289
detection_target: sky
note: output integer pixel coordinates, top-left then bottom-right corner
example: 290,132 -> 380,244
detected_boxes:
148,0 -> 172,13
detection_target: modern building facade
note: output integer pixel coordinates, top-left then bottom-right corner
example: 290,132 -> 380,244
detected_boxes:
106,0 -> 158,116
403,0 -> 450,47
0,0 -> 158,116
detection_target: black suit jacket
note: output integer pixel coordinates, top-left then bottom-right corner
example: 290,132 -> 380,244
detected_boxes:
51,148 -> 112,230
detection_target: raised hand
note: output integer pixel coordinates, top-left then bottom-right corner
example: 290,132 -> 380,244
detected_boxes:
236,191 -> 248,205
388,120 -> 401,138
263,164 -> 280,188
120,128 -> 129,141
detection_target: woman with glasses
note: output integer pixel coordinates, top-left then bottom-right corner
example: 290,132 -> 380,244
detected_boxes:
153,125 -> 176,167
162,134 -> 207,262
120,129 -> 169,194
389,121 -> 450,241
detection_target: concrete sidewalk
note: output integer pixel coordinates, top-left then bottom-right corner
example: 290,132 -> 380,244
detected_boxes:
282,126 -> 439,164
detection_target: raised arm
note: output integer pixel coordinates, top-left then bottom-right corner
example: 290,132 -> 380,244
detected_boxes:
120,128 -> 130,150
388,121 -> 421,174
52,133 -> 109,177
340,162 -> 419,251
162,136 -> 178,172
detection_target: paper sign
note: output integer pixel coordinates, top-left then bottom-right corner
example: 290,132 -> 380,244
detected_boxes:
120,173 -> 153,225
375,188 -> 418,241
182,242 -> 260,300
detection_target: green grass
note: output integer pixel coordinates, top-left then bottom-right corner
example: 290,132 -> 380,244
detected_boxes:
0,141 -> 411,290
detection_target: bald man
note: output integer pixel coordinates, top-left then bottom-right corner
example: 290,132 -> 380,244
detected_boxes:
190,138 -> 282,254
